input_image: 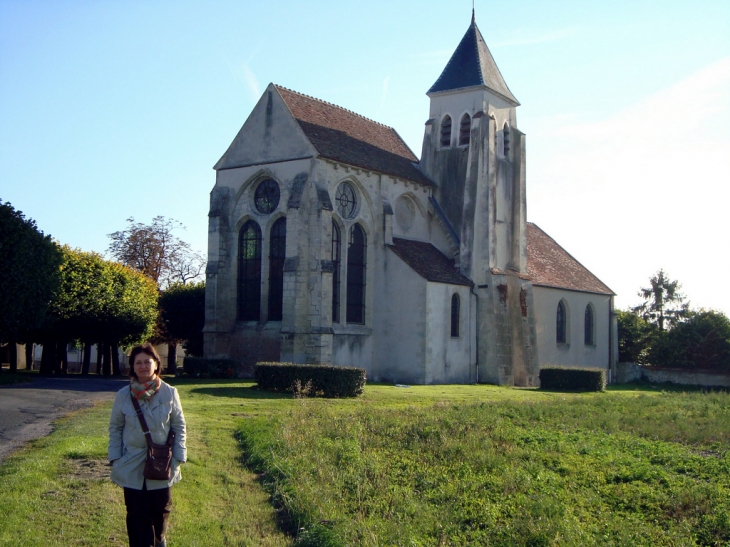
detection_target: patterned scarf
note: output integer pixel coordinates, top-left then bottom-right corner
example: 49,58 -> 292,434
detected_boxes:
130,376 -> 161,401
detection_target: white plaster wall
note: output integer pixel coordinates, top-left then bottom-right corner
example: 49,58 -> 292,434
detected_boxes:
533,286 -> 612,370
424,283 -> 475,383
371,248 -> 428,384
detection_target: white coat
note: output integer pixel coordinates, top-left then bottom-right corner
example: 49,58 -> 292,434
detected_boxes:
108,381 -> 187,490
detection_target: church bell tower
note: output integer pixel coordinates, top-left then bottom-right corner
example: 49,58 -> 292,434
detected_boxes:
420,12 -> 539,386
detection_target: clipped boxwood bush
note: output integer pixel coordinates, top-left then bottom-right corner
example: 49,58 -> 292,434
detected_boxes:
183,357 -> 237,379
539,366 -> 606,392
255,362 -> 366,397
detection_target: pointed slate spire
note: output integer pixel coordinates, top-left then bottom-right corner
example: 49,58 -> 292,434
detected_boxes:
428,15 -> 519,106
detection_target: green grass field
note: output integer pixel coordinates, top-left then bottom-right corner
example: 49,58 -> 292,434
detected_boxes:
238,384 -> 730,547
1,379 -> 729,546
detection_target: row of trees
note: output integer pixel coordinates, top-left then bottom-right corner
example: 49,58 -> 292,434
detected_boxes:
618,270 -> 730,371
1,201 -> 205,375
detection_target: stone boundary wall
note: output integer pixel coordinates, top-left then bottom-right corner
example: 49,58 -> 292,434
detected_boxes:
615,362 -> 730,388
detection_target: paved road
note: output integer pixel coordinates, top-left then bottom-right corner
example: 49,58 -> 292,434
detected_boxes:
0,376 -> 128,463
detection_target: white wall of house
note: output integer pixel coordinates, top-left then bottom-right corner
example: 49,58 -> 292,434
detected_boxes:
532,286 -> 612,370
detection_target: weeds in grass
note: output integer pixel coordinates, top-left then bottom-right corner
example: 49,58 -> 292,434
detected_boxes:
239,387 -> 730,546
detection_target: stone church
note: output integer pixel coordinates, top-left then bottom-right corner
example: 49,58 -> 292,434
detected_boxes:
203,14 -> 618,385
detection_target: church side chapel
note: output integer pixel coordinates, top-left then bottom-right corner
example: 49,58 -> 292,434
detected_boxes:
203,13 -> 617,386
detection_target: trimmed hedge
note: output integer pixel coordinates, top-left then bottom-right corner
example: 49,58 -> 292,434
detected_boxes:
539,366 -> 606,392
255,362 -> 366,398
183,357 -> 237,379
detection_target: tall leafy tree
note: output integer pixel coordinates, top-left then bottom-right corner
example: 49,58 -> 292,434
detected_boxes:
616,310 -> 657,364
648,310 -> 730,371
158,282 -> 206,372
107,216 -> 205,288
0,201 -> 62,372
632,270 -> 689,331
40,247 -> 158,376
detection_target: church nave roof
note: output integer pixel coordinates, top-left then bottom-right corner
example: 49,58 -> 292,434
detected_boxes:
275,86 -> 434,187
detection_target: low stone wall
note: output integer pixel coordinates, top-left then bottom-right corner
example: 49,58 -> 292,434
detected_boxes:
615,362 -> 730,388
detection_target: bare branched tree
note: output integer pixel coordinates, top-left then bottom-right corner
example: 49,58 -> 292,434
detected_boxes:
108,216 -> 206,288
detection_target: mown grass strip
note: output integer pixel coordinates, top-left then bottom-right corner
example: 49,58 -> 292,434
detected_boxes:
238,385 -> 730,547
0,379 -> 293,547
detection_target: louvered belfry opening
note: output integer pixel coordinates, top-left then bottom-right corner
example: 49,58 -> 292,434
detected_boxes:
459,114 -> 471,146
440,115 -> 452,147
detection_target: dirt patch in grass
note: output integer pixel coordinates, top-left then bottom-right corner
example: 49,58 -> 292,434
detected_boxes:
67,458 -> 111,480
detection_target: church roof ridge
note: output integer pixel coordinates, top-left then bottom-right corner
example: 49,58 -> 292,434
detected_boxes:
273,84 -> 391,130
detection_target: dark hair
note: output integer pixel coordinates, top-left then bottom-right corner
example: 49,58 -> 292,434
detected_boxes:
128,343 -> 162,379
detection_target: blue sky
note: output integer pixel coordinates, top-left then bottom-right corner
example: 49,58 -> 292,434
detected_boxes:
1,0 -> 729,313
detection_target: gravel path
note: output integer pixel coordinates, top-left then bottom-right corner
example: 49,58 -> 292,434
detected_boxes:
0,376 -> 128,463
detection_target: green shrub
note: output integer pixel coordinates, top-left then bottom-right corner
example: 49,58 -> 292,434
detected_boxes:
255,362 -> 366,397
539,366 -> 606,392
183,357 -> 237,379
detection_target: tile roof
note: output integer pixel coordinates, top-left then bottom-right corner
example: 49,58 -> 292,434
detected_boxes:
390,237 -> 473,286
428,17 -> 519,106
526,223 -> 614,295
275,86 -> 434,187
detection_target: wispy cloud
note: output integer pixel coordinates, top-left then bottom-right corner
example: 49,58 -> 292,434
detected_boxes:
380,76 -> 390,107
528,57 -> 730,313
492,27 -> 577,48
241,63 -> 261,101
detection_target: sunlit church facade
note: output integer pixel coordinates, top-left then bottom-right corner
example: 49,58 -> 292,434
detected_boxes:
203,15 -> 618,385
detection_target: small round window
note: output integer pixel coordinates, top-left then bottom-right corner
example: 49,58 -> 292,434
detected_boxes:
254,179 -> 280,214
335,182 -> 357,219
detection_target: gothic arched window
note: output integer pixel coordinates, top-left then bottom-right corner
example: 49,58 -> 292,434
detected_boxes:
238,221 -> 262,321
331,221 -> 341,323
556,300 -> 567,344
346,224 -> 366,324
451,293 -> 460,337
267,217 -> 286,321
503,123 -> 510,156
584,304 -> 595,346
440,115 -> 452,148
459,114 -> 471,146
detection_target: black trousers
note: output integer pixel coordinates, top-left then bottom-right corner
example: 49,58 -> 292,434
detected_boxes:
123,483 -> 172,547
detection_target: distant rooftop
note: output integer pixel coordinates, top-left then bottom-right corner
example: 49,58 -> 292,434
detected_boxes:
428,14 -> 519,106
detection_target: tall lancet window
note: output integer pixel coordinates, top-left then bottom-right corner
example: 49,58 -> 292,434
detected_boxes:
503,123 -> 510,156
440,115 -> 452,147
556,300 -> 567,344
451,293 -> 460,337
331,220 -> 341,323
584,304 -> 594,346
346,224 -> 366,324
267,218 -> 286,321
459,114 -> 471,146
238,221 -> 262,321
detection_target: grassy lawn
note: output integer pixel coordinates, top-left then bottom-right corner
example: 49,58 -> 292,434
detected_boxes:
2,379 -> 730,546
0,378 -> 294,547
238,384 -> 730,547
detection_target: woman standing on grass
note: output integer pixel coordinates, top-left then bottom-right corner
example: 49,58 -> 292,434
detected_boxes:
109,343 -> 187,547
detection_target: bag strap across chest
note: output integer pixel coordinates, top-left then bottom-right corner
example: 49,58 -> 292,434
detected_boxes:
130,393 -> 174,448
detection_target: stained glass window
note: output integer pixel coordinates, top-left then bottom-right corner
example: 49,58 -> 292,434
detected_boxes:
238,221 -> 262,320
254,179 -> 280,214
267,218 -> 286,321
346,224 -> 366,324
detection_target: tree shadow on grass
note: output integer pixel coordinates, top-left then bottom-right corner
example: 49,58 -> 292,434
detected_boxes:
189,385 -> 290,400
